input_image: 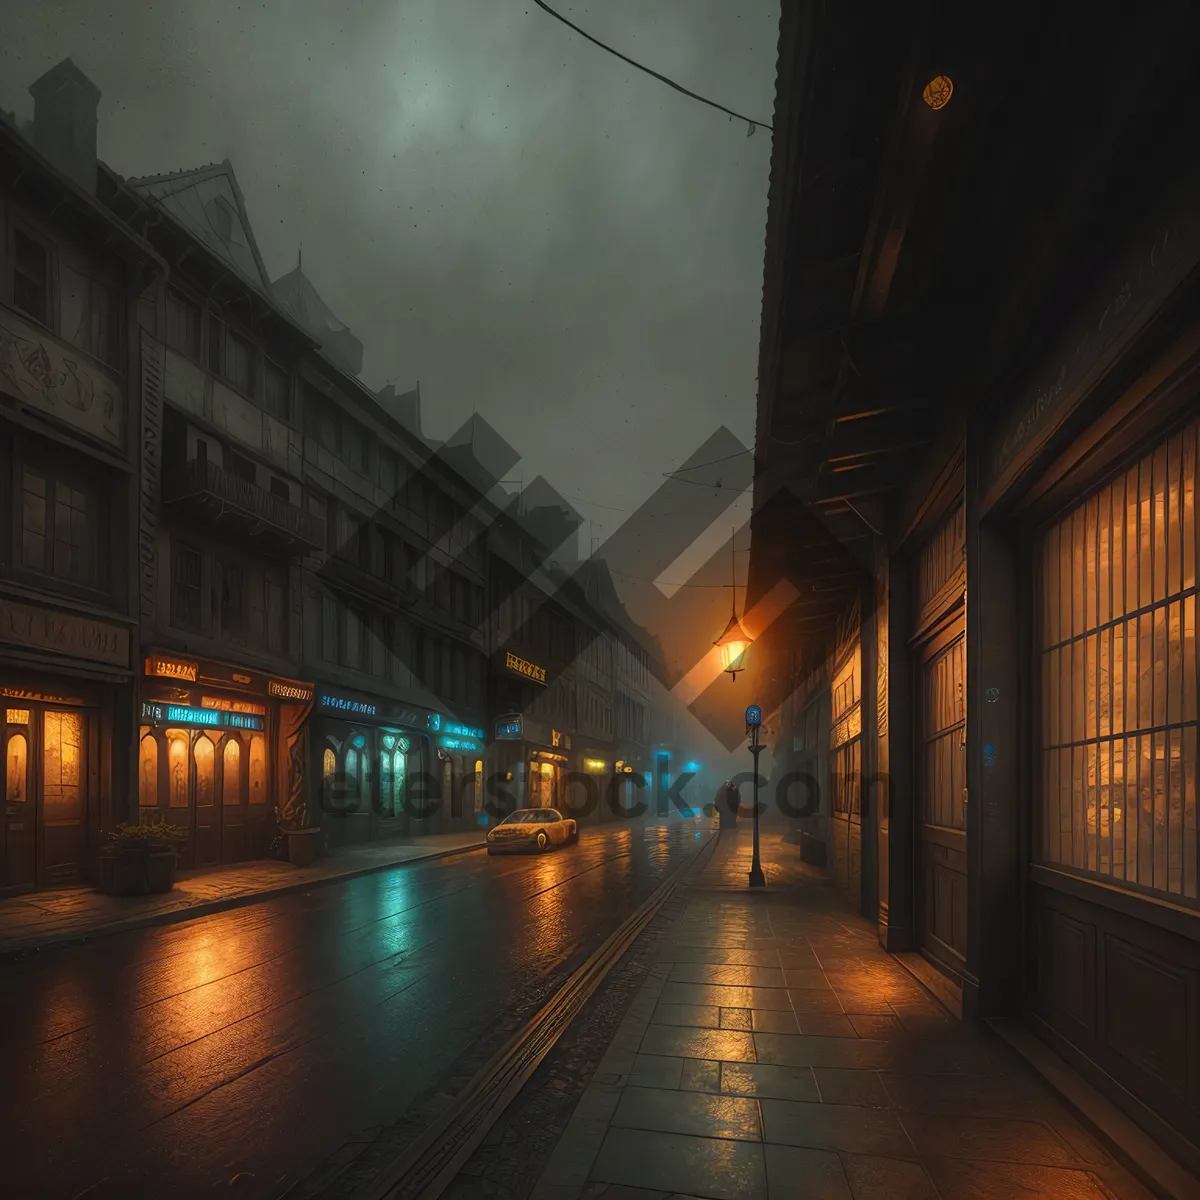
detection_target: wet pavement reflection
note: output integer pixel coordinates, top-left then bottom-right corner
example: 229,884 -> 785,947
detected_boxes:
0,818 -> 711,1200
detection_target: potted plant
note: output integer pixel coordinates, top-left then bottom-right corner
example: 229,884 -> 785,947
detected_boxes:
98,819 -> 189,896
276,789 -> 322,867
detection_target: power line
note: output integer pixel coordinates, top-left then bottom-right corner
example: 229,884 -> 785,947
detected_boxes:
664,449 -> 752,476
530,0 -> 774,134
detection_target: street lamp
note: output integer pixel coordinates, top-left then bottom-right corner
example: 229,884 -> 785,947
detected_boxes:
714,532 -> 753,680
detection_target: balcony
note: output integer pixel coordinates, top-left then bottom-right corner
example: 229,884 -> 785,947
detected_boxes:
163,458 -> 325,554
318,553 -> 408,610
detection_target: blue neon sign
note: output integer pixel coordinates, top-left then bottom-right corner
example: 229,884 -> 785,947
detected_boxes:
495,716 -> 522,739
440,736 -> 483,752
141,701 -> 264,732
443,721 -> 485,741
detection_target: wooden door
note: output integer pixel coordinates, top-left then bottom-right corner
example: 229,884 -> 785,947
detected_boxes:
220,735 -> 249,863
41,708 -> 86,884
2,710 -> 36,892
917,617 -> 968,973
192,731 -> 219,868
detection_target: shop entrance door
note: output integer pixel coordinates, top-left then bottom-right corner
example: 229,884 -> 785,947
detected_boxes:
916,615 -> 968,976
2,708 -> 36,892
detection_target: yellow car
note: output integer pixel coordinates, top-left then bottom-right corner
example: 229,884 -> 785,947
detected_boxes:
487,807 -> 579,854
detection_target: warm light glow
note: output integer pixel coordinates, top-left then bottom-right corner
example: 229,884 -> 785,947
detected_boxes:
584,758 -> 608,772
6,709 -> 30,725
7,733 -> 27,803
923,75 -> 953,110
714,610 -> 753,678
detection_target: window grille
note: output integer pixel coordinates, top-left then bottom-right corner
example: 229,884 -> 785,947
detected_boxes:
1039,420 -> 1198,902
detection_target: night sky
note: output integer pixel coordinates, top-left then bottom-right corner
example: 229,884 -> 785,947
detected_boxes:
1,0 -> 777,549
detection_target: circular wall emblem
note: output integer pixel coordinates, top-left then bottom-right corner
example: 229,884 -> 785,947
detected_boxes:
745,705 -> 762,726
923,74 -> 954,110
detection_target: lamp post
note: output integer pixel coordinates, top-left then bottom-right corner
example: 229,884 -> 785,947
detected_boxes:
745,704 -> 765,888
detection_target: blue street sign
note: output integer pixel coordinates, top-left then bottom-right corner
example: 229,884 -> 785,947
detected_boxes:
745,705 -> 762,726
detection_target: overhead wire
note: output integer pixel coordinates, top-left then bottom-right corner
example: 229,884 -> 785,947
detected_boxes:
530,0 -> 774,133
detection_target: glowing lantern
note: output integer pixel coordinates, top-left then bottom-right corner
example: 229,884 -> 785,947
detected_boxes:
714,610 -> 753,680
922,75 -> 953,110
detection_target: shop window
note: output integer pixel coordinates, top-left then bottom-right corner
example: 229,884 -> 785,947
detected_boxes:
165,288 -> 202,361
223,738 -> 242,806
43,711 -> 83,822
139,733 -> 158,808
249,735 -> 267,805
6,732 -> 28,804
195,734 -> 215,807
1039,422 -> 1198,901
323,747 -> 336,783
474,759 -> 484,814
13,228 -> 49,326
830,647 -> 862,818
167,730 -> 189,808
21,467 -> 101,589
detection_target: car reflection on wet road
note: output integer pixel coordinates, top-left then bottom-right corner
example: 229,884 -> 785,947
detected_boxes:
0,819 -> 709,1200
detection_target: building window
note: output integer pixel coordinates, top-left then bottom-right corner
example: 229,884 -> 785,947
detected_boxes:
20,466 -> 101,588
225,329 -> 255,394
12,229 -> 49,325
343,421 -> 367,474
165,289 -> 202,360
263,360 -> 290,419
307,391 -> 340,455
61,265 -> 120,366
269,477 -> 290,501
171,541 -> 204,630
225,448 -> 257,485
265,576 -> 285,653
1039,421 -> 1198,902
219,562 -> 247,638
338,510 -> 370,570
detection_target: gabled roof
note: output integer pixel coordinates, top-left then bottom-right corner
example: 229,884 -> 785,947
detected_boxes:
273,267 -> 352,338
126,159 -> 273,297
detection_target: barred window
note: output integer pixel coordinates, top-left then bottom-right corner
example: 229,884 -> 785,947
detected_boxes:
1039,420 -> 1198,902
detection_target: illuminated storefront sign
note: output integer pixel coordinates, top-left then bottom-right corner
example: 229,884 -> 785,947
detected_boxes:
201,696 -> 265,716
505,652 -> 547,684
145,654 -> 198,682
584,758 -> 608,773
426,712 -> 441,732
140,701 -> 264,731
495,715 -> 522,739
319,693 -> 377,716
440,736 -> 483,752
268,679 -> 313,702
443,721 -> 485,741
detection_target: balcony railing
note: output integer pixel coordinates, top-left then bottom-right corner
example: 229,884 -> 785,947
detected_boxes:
163,458 -> 325,554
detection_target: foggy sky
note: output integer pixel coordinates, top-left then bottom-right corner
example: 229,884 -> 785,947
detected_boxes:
2,0 -> 776,556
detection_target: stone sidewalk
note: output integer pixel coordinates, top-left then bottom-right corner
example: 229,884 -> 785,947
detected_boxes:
530,826 -> 1158,1200
0,828 -> 486,957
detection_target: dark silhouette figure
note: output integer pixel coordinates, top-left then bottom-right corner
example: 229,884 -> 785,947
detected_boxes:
717,779 -> 740,830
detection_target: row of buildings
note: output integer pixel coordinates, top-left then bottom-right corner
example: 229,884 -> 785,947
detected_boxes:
747,0 -> 1200,1179
0,58 -> 685,892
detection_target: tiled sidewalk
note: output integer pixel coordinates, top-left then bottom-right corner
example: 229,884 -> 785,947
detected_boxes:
532,825 -> 1155,1200
0,829 -> 486,956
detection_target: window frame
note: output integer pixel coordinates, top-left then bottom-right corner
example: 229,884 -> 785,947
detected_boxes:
11,223 -> 53,329
12,447 -> 110,597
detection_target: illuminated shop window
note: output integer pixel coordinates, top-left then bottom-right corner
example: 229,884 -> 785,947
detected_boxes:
1040,421 -> 1198,900
474,759 -> 484,813
195,734 -> 215,807
830,646 -> 862,819
249,735 -> 267,805
167,729 -> 189,808
139,733 -> 158,808
323,748 -> 336,781
223,738 -> 242,806
6,733 -> 28,804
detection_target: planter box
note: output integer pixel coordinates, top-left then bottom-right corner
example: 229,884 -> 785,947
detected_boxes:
97,850 -> 177,897
287,827 -> 322,867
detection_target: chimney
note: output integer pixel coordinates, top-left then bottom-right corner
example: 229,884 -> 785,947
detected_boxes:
28,58 -> 101,195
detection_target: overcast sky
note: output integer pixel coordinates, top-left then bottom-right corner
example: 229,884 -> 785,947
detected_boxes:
2,0 -> 775,547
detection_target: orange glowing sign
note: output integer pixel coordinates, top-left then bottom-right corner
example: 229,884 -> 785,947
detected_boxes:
5,709 -> 30,725
201,696 -> 266,716
145,655 -> 198,682
268,679 -> 314,702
